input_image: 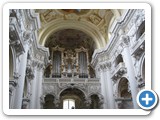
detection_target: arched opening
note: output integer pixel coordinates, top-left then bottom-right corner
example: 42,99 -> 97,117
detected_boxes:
117,77 -> 133,109
136,21 -> 145,40
142,59 -> 145,81
90,94 -> 101,109
115,54 -> 123,67
43,94 -> 55,109
59,88 -> 86,109
9,46 -> 14,79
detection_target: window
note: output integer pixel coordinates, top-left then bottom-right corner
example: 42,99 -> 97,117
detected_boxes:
63,99 -> 75,109
115,54 -> 123,66
136,21 -> 145,40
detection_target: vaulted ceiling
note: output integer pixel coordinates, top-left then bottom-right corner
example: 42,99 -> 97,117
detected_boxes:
45,29 -> 95,50
35,9 -> 123,49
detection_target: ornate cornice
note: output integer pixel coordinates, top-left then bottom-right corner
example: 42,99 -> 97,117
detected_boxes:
9,17 -> 25,56
91,10 -> 135,68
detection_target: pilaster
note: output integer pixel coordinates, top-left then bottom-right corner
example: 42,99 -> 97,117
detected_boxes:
120,35 -> 139,109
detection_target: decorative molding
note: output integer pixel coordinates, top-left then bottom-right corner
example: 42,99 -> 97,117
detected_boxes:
37,9 -> 112,42
120,35 -> 130,48
23,30 -> 32,41
22,98 -> 30,109
111,62 -> 127,81
9,80 -> 18,95
84,98 -> 91,108
9,17 -> 25,56
43,84 -> 57,96
26,65 -> 34,80
13,72 -> 20,80
131,33 -> 145,58
91,10 -> 135,68
88,85 -> 101,94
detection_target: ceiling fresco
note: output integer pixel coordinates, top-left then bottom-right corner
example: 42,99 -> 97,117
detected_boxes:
61,9 -> 90,15
36,9 -> 114,43
45,29 -> 95,49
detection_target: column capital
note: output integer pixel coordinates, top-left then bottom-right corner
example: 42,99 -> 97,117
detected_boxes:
105,62 -> 111,70
99,63 -> 106,72
32,59 -> 45,70
120,35 -> 130,47
98,62 -> 111,72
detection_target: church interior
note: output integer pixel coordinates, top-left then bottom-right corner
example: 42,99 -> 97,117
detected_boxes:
9,9 -> 145,109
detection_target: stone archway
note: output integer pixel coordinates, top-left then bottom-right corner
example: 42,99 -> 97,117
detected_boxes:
117,77 -> 133,109
90,94 -> 101,109
43,94 -> 56,109
59,88 -> 86,109
39,19 -> 106,49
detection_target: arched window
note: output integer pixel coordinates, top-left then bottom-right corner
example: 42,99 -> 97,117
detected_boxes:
115,54 -> 123,67
142,59 -> 145,81
9,47 -> 14,79
44,94 -> 55,109
117,78 -> 133,109
136,21 -> 145,40
63,99 -> 75,109
90,94 -> 100,109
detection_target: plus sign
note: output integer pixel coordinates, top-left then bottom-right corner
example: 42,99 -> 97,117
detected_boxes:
142,93 -> 153,105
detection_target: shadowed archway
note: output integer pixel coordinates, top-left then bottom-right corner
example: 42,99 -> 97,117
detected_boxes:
59,88 -> 86,109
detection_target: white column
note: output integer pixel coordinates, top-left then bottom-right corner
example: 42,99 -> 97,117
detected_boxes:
104,62 -> 115,109
9,81 -> 17,109
36,65 -> 44,109
99,65 -> 108,109
121,35 -> 139,109
13,44 -> 29,109
29,64 -> 37,109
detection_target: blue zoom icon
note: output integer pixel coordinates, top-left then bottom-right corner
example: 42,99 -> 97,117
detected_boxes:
137,89 -> 158,110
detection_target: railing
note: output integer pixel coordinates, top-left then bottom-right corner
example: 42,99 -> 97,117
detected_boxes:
111,62 -> 126,80
115,97 -> 132,101
131,33 -> 145,55
43,77 -> 99,83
